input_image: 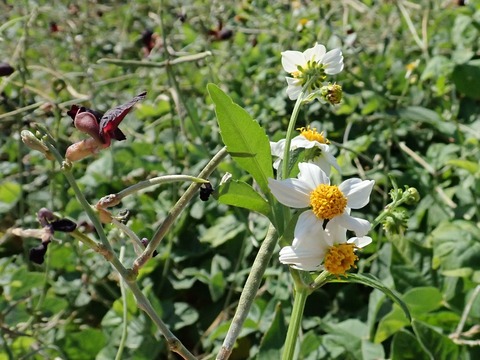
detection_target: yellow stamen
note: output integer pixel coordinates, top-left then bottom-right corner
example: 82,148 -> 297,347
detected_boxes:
309,184 -> 347,219
324,243 -> 358,275
298,126 -> 329,144
298,18 -> 309,26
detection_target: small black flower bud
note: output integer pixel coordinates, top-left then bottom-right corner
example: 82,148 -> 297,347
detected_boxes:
51,219 -> 77,232
141,238 -> 158,257
200,183 -> 214,201
29,242 -> 50,264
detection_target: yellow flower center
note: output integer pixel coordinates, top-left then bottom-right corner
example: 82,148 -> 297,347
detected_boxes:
298,126 -> 329,144
324,243 -> 358,275
309,184 -> 347,219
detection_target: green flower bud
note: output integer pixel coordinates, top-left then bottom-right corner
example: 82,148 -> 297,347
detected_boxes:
403,187 -> 420,205
21,130 -> 54,160
320,83 -> 343,105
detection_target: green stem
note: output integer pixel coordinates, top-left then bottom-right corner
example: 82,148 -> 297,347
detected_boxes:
97,175 -> 208,209
97,51 -> 212,68
282,287 -> 309,360
281,93 -> 304,180
309,271 -> 332,291
133,147 -> 228,272
216,224 -> 278,360
115,246 -> 128,360
41,137 -> 197,360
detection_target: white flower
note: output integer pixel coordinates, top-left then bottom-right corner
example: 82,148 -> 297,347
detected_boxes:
268,162 -> 374,236
281,43 -> 344,100
270,126 -> 339,176
279,214 -> 372,273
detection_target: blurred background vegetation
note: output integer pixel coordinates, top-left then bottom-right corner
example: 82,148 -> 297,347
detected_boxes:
1,0 -> 480,359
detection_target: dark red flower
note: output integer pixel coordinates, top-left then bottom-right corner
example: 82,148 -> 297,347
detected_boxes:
67,91 -> 146,146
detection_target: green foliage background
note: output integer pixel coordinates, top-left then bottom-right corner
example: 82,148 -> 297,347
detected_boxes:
1,0 -> 480,359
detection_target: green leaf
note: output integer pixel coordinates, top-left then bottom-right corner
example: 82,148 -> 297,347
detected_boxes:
0,181 -> 21,213
429,220 -> 480,273
217,180 -> 271,218
375,287 -> 442,343
62,329 -> 106,360
412,320 -> 463,360
391,330 -> 430,360
207,83 -> 273,194
331,273 -> 411,322
452,59 -> 480,99
397,106 -> 456,134
257,302 -> 287,359
9,268 -> 45,300
199,214 -> 246,247
446,159 -> 480,175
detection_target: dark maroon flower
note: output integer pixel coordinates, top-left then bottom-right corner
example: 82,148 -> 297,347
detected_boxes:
29,242 -> 50,264
67,91 -> 146,146
26,209 -> 77,264
0,63 -> 14,77
199,183 -> 214,201
141,238 -> 158,257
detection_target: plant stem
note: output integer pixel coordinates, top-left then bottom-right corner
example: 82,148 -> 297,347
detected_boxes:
281,93 -> 304,180
97,51 -> 212,68
115,246 -> 128,360
216,224 -> 278,360
282,286 -> 309,360
97,175 -> 208,209
42,138 -> 198,360
133,146 -> 228,271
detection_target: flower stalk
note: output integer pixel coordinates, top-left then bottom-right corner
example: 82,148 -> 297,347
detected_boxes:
282,285 -> 309,360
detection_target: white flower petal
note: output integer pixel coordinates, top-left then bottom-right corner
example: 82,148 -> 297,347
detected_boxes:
285,77 -> 303,100
270,140 -> 286,157
292,210 -> 326,247
322,48 -> 342,65
279,246 -> 323,271
325,63 -> 344,75
273,158 -> 281,170
281,51 -> 305,72
268,178 -> 311,208
305,43 -> 326,62
336,213 -> 372,236
339,179 -> 375,209
298,162 -> 330,188
347,236 -> 372,248
290,136 -> 315,149
325,217 -> 347,245
322,48 -> 344,75
309,156 -> 331,177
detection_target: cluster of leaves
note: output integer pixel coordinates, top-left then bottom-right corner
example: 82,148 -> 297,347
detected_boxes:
1,1 -> 480,359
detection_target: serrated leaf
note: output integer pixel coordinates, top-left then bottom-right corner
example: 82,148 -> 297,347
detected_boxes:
217,180 -> 271,218
207,84 -> 273,194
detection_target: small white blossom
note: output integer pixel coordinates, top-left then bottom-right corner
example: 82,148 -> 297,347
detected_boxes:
281,43 -> 344,100
270,126 -> 339,176
268,163 -> 374,236
279,215 -> 372,272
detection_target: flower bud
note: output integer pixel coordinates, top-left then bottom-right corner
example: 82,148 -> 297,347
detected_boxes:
74,112 -> 102,143
21,130 -> 54,160
320,83 -> 343,105
65,138 -> 103,162
404,187 -> 420,205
